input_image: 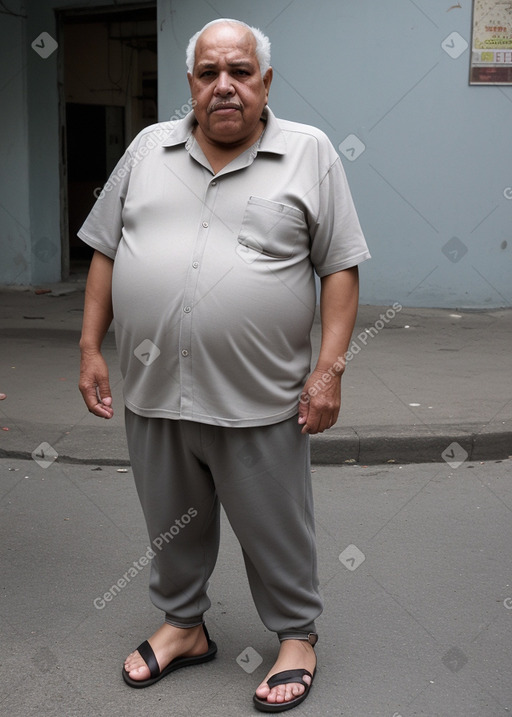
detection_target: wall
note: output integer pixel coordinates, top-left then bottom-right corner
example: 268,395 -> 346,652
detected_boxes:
0,0 -> 153,286
25,0 -> 64,284
158,0 -> 512,308
0,1 -> 31,284
1,0 -> 510,305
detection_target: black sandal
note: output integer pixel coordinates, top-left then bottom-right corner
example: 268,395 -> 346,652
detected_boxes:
253,667 -> 316,712
122,623 -> 217,688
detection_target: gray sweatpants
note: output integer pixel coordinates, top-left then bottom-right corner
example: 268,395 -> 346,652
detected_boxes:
124,409 -> 323,641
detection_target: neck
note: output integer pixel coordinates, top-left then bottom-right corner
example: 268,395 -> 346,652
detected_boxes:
193,120 -> 265,174
195,119 -> 264,150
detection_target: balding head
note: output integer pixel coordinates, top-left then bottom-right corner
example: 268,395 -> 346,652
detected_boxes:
186,19 -> 271,76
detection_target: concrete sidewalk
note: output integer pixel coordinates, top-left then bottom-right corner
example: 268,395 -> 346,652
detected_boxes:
0,282 -> 511,465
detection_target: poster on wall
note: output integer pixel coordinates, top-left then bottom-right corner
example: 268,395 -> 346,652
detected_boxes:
470,0 -> 512,84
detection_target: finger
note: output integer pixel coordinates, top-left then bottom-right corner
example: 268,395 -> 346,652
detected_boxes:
301,411 -> 317,434
81,384 -> 113,418
304,410 -> 332,435
300,405 -> 314,433
96,379 -> 112,404
92,403 -> 114,419
298,393 -> 309,426
80,383 -> 100,411
94,390 -> 114,418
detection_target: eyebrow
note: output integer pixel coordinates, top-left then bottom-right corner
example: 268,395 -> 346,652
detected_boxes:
196,59 -> 256,71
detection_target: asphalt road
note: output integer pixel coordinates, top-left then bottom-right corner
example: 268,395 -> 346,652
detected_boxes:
1,458 -> 511,716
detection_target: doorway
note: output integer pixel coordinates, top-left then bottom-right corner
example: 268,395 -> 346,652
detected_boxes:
58,3 -> 157,278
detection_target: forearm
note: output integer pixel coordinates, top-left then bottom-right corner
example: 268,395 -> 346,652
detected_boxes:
79,250 -> 114,353
315,266 -> 359,374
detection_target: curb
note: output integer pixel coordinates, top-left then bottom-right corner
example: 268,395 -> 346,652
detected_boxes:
310,423 -> 512,465
2,424 -> 510,467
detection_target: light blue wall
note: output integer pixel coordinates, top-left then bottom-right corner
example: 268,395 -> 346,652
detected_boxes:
25,0 -> 63,284
0,2 -> 31,284
2,0 -> 510,305
158,0 -> 512,308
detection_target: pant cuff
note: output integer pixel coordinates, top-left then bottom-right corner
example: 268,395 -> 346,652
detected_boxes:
278,626 -> 318,644
164,615 -> 204,629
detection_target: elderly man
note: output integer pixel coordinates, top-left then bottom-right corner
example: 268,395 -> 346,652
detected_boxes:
78,18 -> 369,712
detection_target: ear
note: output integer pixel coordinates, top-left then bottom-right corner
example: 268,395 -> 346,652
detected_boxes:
187,72 -> 193,92
262,67 -> 273,102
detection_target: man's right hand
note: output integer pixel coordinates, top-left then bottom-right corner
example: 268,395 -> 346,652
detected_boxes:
79,350 -> 114,419
78,251 -> 115,419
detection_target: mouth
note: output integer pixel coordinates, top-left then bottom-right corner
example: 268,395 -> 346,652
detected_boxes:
209,102 -> 242,114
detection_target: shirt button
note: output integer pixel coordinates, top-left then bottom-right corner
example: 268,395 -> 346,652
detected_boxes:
211,180 -> 217,186
202,221 -> 209,228
183,306 -> 191,313
181,349 -> 189,357
192,261 -> 199,269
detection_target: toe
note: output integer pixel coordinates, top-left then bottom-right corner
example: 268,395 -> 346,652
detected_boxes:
127,663 -> 151,681
124,650 -> 136,667
124,650 -> 150,680
128,665 -> 146,678
255,681 -> 270,698
268,682 -> 305,704
259,676 -> 311,705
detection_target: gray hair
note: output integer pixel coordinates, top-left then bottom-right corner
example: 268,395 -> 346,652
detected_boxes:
186,18 -> 271,76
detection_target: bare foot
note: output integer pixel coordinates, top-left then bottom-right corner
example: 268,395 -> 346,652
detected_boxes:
124,623 -> 208,681
255,639 -> 317,706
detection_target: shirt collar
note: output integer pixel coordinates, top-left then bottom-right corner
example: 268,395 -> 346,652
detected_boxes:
160,105 -> 286,156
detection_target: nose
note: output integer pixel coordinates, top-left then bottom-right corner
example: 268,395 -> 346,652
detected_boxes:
214,70 -> 234,96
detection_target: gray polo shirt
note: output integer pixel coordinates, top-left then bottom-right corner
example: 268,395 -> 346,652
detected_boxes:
78,107 -> 370,427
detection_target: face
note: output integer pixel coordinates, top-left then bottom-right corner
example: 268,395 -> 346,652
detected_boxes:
187,23 -> 272,148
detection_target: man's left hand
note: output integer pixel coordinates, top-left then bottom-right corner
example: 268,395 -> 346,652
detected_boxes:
298,368 -> 342,434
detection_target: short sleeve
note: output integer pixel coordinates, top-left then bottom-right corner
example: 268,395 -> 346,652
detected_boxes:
309,153 -> 370,277
77,149 -> 133,259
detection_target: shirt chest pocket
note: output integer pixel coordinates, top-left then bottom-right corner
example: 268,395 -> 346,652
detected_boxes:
237,196 -> 307,259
